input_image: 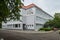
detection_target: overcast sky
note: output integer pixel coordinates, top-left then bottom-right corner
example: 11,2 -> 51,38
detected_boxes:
23,0 -> 60,16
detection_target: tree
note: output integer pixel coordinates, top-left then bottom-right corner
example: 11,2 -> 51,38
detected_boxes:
44,20 -> 55,28
0,0 -> 23,28
53,14 -> 60,28
44,13 -> 60,28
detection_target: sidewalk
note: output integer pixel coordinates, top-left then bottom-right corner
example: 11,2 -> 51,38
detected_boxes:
7,30 -> 54,33
0,29 -> 54,33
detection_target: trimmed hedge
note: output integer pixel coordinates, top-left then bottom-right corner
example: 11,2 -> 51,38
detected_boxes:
39,28 -> 52,31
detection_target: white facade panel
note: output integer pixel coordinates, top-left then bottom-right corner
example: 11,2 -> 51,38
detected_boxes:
35,7 -> 53,19
26,15 -> 34,24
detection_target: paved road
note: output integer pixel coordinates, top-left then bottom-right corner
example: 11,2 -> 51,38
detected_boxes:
0,30 -> 60,40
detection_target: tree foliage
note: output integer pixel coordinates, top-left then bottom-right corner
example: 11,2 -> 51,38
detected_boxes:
0,0 -> 23,23
44,13 -> 60,28
0,0 -> 23,28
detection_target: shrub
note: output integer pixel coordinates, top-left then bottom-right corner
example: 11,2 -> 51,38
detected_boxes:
40,28 -> 44,30
38,28 -> 46,31
39,28 -> 52,31
44,28 -> 51,31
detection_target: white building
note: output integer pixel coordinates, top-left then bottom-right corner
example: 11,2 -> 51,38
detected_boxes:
2,4 -> 53,31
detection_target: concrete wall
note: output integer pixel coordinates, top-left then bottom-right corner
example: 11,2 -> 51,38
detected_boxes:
22,7 -> 36,30
34,7 -> 53,31
35,7 -> 53,19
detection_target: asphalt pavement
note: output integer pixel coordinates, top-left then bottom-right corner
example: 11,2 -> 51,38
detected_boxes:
0,30 -> 60,40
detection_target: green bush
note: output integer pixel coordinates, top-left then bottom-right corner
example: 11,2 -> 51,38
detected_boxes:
39,28 -> 44,30
39,28 -> 52,31
44,28 -> 51,31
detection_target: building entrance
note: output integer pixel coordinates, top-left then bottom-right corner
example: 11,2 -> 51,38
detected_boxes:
23,24 -> 26,30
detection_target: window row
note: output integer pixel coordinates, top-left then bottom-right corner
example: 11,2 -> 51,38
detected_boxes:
26,25 -> 33,27
7,24 -> 21,28
36,8 -> 52,19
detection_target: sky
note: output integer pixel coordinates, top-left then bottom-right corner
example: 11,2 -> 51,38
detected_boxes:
23,0 -> 60,16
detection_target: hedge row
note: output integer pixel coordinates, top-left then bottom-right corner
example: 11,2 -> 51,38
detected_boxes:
39,28 -> 52,31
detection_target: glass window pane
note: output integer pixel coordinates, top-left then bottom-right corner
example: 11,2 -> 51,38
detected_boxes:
15,24 -> 18,28
19,24 -> 20,27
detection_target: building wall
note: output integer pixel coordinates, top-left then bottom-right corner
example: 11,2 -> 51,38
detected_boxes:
35,7 -> 53,19
34,7 -> 53,31
21,7 -> 36,30
36,16 -> 48,24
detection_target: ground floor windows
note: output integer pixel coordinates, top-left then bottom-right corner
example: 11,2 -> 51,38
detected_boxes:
26,25 -> 33,27
32,25 -> 33,27
14,24 -> 21,28
19,24 -> 20,27
2,23 -> 34,30
15,24 -> 18,28
7,24 -> 12,27
25,24 -> 34,29
6,24 -> 21,28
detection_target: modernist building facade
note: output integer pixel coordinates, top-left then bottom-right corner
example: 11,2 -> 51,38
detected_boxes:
2,4 -> 53,31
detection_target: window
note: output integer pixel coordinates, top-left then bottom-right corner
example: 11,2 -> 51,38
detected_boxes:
15,24 -> 18,28
19,24 -> 20,27
13,24 -> 15,27
27,9 -> 33,15
32,25 -> 33,27
26,25 -> 27,27
27,25 -> 29,27
7,24 -> 12,26
30,25 -> 31,27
